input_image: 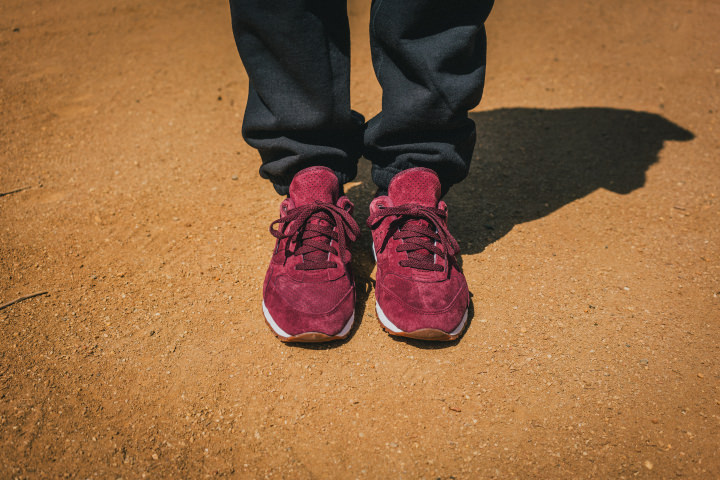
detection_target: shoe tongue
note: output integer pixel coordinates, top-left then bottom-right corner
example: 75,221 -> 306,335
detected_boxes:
289,167 -> 340,206
287,167 -> 340,269
388,168 -> 441,207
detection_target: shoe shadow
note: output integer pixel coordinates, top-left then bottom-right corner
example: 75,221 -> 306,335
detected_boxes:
448,107 -> 694,254
344,107 -> 693,347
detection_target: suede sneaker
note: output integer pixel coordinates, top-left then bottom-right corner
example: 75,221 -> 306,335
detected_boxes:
367,168 -> 469,341
262,166 -> 360,342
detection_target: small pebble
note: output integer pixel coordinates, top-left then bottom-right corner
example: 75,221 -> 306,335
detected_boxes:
643,460 -> 653,470
232,175 -> 239,181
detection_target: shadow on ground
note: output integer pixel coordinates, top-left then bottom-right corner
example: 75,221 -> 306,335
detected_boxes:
345,107 -> 693,343
349,107 -> 694,257
450,107 -> 694,254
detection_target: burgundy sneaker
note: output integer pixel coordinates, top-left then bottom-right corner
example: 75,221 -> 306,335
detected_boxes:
262,166 -> 360,342
367,168 -> 469,341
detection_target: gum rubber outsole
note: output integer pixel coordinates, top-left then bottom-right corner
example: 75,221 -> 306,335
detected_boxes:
271,330 -> 348,343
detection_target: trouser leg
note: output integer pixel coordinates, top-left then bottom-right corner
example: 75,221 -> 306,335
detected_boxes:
230,0 -> 364,195
364,0 -> 494,196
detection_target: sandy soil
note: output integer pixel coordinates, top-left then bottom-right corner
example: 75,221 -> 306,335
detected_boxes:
1,0 -> 719,478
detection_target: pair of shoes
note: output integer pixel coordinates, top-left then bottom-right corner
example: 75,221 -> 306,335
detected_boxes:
261,166 -> 469,343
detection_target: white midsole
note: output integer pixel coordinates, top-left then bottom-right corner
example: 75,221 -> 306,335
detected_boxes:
375,300 -> 468,336
262,301 -> 354,338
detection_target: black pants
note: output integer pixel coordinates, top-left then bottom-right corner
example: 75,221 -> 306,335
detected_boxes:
230,0 -> 494,196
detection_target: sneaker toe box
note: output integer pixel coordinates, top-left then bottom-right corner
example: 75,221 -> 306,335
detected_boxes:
263,274 -> 355,337
376,271 -> 469,334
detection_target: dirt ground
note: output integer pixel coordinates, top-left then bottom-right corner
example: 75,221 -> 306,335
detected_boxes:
1,0 -> 719,478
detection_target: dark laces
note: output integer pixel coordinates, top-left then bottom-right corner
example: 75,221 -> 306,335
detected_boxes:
270,201 -> 360,270
366,204 -> 460,272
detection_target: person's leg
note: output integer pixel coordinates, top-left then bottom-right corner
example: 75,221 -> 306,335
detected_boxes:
364,0 -> 494,196
365,0 -> 494,341
230,0 -> 362,342
230,0 -> 364,195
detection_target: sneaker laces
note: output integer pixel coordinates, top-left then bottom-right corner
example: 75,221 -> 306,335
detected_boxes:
367,204 -> 460,273
270,201 -> 360,270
